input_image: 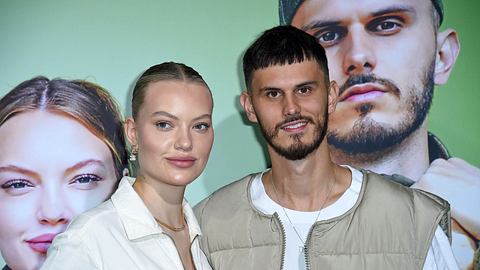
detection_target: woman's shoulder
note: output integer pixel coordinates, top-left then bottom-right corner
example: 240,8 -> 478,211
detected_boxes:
57,200 -> 121,242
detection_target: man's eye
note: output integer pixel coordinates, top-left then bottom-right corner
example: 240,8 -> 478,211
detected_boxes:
320,31 -> 338,42
155,121 -> 172,129
71,174 -> 101,184
297,87 -> 311,95
375,21 -> 399,31
368,16 -> 404,35
266,91 -> 281,98
314,27 -> 346,47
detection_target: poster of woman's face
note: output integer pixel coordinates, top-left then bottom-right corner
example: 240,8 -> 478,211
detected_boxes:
0,77 -> 126,270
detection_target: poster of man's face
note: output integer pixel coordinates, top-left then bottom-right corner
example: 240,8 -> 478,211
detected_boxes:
281,0 -> 479,268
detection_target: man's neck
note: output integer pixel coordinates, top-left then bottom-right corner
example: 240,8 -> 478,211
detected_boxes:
330,124 -> 430,181
264,142 -> 351,211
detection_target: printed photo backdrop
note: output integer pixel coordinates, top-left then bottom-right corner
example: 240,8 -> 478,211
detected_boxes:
0,0 -> 478,269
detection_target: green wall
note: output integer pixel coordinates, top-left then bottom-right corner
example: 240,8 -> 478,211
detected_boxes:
1,0 -> 479,202
1,0 -> 479,203
0,0 -> 479,266
0,0 -> 277,208
429,1 -> 480,165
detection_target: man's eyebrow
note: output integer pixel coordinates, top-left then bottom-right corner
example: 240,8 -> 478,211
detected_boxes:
259,86 -> 282,92
300,5 -> 416,31
296,81 -> 318,88
371,5 -> 416,17
301,20 -> 341,32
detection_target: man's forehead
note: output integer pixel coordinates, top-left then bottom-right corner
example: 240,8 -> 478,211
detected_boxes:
282,0 -> 440,25
291,0 -> 429,26
251,61 -> 326,89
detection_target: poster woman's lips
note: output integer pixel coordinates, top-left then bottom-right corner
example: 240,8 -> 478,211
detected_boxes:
26,233 -> 58,254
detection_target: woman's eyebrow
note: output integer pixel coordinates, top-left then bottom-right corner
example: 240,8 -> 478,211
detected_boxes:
65,159 -> 106,175
151,111 -> 178,120
0,165 -> 40,179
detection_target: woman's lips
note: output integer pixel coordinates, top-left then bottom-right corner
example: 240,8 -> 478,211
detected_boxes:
166,157 -> 196,168
26,233 -> 58,254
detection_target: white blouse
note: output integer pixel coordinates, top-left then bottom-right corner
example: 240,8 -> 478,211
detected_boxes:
41,176 -> 212,270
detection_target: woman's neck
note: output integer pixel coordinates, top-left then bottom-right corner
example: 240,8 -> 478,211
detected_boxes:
133,174 -> 185,227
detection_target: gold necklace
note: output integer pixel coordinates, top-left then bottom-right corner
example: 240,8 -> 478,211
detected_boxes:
154,209 -> 186,232
271,174 -> 335,251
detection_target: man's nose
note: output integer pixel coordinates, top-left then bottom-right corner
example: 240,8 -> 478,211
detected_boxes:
341,25 -> 376,75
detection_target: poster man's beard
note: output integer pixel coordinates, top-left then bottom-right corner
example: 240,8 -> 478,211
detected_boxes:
258,110 -> 328,161
327,62 -> 434,157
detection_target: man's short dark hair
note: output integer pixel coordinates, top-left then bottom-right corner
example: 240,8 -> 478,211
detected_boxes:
279,0 -> 444,28
243,25 -> 329,91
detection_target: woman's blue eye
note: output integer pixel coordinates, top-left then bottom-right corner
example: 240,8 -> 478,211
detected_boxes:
156,122 -> 172,129
194,123 -> 210,130
72,174 -> 101,184
1,179 -> 34,189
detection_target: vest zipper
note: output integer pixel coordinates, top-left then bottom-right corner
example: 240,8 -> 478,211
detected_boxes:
273,212 -> 287,270
304,223 -> 316,270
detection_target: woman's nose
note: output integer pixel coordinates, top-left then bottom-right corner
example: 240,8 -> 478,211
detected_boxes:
174,127 -> 193,152
37,187 -> 70,226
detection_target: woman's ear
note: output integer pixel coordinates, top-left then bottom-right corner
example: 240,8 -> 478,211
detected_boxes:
434,28 -> 460,85
124,117 -> 138,146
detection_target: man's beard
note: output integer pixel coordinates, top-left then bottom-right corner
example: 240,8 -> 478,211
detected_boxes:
258,109 -> 328,161
327,61 -> 434,157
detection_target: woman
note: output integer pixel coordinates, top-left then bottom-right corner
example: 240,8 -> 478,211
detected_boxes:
42,62 -> 214,270
0,77 -> 127,270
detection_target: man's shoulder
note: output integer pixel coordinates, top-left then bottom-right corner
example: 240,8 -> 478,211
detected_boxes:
364,170 -> 449,209
363,170 -> 450,237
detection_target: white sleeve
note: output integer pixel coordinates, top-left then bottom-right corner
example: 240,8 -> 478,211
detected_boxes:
40,233 -> 98,270
423,226 -> 459,270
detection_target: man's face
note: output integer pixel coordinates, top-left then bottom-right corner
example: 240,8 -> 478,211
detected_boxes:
291,0 -> 437,157
241,60 -> 337,160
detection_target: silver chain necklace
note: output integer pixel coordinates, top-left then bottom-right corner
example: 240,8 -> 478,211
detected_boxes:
271,174 -> 336,253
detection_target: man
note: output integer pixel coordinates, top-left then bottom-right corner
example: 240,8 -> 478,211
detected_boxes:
279,0 -> 480,268
195,25 -> 457,270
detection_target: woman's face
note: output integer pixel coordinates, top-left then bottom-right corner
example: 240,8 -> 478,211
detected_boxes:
126,80 -> 214,187
0,111 -> 117,270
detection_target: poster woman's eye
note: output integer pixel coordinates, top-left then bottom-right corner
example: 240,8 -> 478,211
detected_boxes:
1,179 -> 35,195
70,174 -> 102,190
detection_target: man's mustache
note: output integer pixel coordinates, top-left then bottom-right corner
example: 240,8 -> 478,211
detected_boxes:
339,74 -> 401,97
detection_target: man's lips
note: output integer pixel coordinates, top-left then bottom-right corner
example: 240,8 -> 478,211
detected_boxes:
166,157 -> 197,168
340,84 -> 387,102
280,120 -> 308,132
26,233 -> 58,254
